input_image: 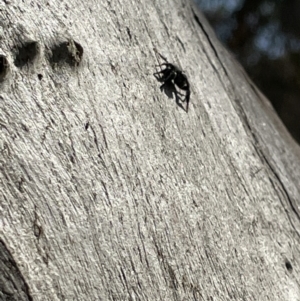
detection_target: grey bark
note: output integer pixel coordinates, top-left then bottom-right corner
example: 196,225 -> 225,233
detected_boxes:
0,0 -> 300,300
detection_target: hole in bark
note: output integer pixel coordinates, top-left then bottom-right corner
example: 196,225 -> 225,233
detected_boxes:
69,154 -> 75,164
126,27 -> 132,40
285,260 -> 293,272
0,239 -> 34,300
49,39 -> 83,67
0,55 -> 9,81
13,41 -> 39,68
37,73 -> 43,80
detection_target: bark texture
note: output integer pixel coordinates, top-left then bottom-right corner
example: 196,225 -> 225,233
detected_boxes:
0,0 -> 300,300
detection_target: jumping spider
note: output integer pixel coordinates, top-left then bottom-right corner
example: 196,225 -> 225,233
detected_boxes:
153,51 -> 190,112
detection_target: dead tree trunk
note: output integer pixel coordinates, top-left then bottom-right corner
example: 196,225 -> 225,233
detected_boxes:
1,0 -> 300,300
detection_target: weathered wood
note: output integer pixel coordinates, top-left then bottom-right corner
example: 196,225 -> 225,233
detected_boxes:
0,0 -> 300,300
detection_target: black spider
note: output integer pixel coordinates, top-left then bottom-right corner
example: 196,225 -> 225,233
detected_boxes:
153,51 -> 190,112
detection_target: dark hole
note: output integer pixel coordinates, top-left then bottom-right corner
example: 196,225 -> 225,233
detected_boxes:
0,55 -> 9,81
126,27 -> 132,40
285,260 -> 293,272
49,40 -> 83,67
0,239 -> 32,299
14,41 -> 39,68
37,74 -> 43,80
49,42 -> 69,65
70,154 -> 75,164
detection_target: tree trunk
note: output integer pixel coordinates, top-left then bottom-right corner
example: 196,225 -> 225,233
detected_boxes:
1,0 -> 300,300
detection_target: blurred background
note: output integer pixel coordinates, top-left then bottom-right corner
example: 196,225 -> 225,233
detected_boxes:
195,0 -> 300,144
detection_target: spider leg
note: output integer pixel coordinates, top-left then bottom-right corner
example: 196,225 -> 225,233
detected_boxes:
154,69 -> 175,83
175,89 -> 190,112
174,89 -> 186,112
153,70 -> 165,80
176,91 -> 185,97
176,84 -> 190,112
153,64 -> 169,75
159,83 -> 166,91
154,63 -> 170,76
154,49 -> 168,63
185,90 -> 190,112
155,63 -> 168,68
153,70 -> 162,76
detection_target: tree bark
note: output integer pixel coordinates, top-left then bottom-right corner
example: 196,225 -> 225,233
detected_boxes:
1,0 -> 300,300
